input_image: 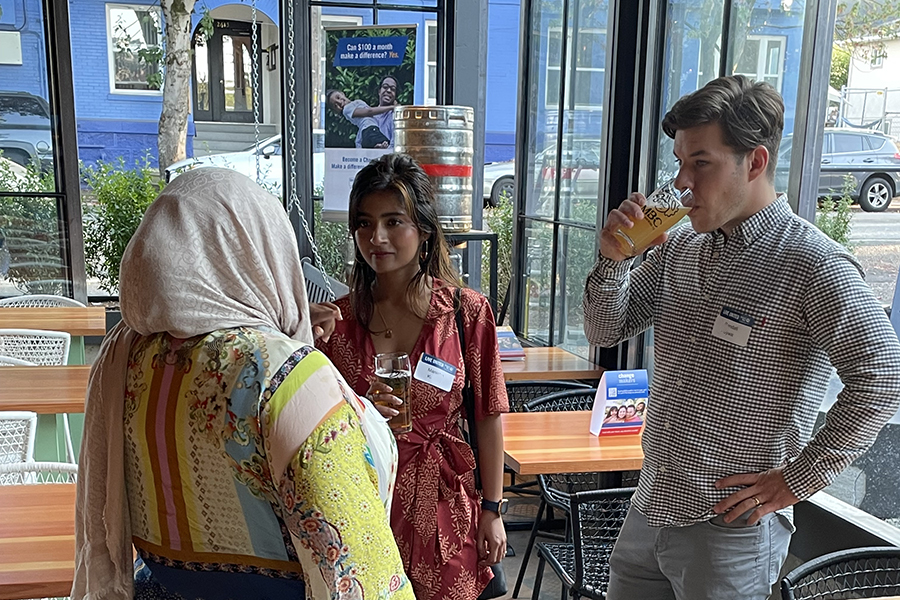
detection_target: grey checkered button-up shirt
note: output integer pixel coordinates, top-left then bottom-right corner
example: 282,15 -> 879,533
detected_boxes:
584,197 -> 900,528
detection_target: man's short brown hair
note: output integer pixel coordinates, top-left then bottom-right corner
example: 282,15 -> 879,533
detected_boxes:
661,75 -> 784,180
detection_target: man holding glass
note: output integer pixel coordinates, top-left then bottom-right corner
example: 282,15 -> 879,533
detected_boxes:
583,75 -> 900,599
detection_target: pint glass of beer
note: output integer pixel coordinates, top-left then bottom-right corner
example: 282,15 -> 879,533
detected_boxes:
614,179 -> 693,256
373,352 -> 412,433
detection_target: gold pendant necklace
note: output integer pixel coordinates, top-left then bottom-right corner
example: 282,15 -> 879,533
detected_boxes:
374,303 -> 397,338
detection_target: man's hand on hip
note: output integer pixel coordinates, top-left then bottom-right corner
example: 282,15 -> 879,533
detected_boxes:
712,466 -> 800,526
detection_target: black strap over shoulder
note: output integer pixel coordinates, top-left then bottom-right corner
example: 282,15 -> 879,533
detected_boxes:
455,287 -> 482,490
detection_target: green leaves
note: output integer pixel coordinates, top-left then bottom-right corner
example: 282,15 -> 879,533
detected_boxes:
815,174 -> 855,251
81,157 -> 160,294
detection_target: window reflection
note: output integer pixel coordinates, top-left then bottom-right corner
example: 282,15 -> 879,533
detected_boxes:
518,0 -> 610,353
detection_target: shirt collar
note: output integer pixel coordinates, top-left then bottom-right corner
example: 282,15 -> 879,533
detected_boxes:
723,194 -> 792,247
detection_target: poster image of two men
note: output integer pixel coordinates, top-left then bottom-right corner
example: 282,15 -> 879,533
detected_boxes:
324,25 -> 417,150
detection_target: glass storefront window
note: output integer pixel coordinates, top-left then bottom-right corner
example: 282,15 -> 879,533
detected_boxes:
517,0 -> 610,352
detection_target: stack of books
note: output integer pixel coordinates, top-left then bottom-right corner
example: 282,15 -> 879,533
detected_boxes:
496,326 -> 526,361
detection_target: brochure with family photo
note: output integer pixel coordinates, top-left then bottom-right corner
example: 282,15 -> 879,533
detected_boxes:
589,369 -> 649,436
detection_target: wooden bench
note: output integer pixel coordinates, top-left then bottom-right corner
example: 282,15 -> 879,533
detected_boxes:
0,365 -> 90,414
0,306 -> 106,337
0,483 -> 75,600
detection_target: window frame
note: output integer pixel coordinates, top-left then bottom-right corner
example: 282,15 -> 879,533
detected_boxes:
424,19 -> 437,105
544,26 -> 607,110
105,3 -> 164,96
733,34 -> 786,93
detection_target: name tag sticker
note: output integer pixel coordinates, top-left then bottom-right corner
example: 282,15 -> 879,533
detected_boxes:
711,306 -> 754,347
414,353 -> 457,392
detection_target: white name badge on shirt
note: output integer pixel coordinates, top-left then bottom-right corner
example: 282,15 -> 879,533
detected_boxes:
711,306 -> 754,347
413,353 -> 458,392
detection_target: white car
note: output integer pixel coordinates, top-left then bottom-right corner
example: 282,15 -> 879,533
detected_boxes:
165,134 -> 325,196
483,160 -> 516,207
483,139 -> 602,207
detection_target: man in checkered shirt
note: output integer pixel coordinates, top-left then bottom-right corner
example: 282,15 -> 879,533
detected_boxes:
583,75 -> 900,599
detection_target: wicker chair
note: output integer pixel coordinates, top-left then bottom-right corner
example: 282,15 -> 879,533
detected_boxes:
532,487 -> 634,600
0,412 -> 38,473
0,328 -> 71,365
0,460 -> 78,484
0,354 -> 34,366
0,294 -> 85,308
780,546 -> 900,600
0,328 -> 74,463
513,388 -> 609,598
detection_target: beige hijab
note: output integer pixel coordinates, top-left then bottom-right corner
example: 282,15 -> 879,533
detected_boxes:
72,168 -> 314,599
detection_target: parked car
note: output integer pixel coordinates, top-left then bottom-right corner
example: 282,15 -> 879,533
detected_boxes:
165,133 -> 325,196
775,128 -> 900,212
0,91 -> 53,169
483,138 -> 602,208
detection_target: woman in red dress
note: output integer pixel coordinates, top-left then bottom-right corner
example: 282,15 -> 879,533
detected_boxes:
317,153 -> 509,600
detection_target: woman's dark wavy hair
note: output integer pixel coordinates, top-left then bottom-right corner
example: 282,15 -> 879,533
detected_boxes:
347,153 -> 459,330
661,75 -> 784,181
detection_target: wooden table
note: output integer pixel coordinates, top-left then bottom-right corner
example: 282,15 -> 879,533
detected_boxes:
501,347 -> 605,382
0,306 -> 106,337
0,365 -> 90,414
502,410 -> 643,475
0,483 -> 75,600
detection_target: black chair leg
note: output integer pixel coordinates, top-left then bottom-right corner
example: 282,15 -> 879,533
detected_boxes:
513,498 -> 546,598
531,553 -> 546,600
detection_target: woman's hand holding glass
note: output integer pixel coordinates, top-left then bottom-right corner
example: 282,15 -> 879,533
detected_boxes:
366,379 -> 402,420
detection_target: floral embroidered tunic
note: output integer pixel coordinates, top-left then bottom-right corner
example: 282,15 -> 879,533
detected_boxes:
123,326 -> 413,600
318,284 -> 509,600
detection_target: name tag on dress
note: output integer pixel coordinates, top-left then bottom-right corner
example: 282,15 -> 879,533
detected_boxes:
413,353 -> 457,392
711,306 -> 754,347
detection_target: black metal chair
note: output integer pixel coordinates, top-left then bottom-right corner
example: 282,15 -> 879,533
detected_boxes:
780,546 -> 900,600
513,388 -> 607,598
531,487 -> 634,600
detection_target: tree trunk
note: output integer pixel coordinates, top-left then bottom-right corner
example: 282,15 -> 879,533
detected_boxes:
158,0 -> 196,177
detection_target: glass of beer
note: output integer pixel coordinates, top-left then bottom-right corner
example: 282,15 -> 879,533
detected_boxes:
373,352 -> 412,433
614,179 -> 693,256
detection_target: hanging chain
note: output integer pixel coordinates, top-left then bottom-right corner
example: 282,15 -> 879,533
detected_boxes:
285,1 -> 335,300
251,0 -> 261,185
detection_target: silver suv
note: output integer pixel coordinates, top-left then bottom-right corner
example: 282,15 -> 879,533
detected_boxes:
776,128 -> 900,212
0,91 -> 53,169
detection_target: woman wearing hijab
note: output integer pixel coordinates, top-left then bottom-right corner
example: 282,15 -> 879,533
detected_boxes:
72,168 -> 413,600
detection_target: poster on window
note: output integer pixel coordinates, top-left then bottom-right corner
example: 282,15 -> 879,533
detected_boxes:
323,25 -> 417,216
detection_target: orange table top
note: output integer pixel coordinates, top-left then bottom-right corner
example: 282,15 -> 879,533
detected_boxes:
502,410 -> 644,475
0,306 -> 106,337
501,347 -> 605,382
0,365 -> 90,414
0,483 -> 75,600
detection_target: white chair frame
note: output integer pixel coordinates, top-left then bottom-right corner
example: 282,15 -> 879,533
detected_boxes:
0,294 -> 86,308
0,329 -> 74,463
0,411 -> 38,465
0,460 -> 78,484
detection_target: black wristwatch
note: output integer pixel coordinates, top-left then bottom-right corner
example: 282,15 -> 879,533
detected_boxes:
481,498 -> 509,515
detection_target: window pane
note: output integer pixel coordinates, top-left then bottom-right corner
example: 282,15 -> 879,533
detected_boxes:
554,225 -> 597,357
108,6 -> 163,92
655,0 -> 726,181
832,133 -> 864,153
521,218 -> 554,344
0,193 -> 70,297
427,23 -> 437,57
734,39 -> 760,75
765,41 -> 783,76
